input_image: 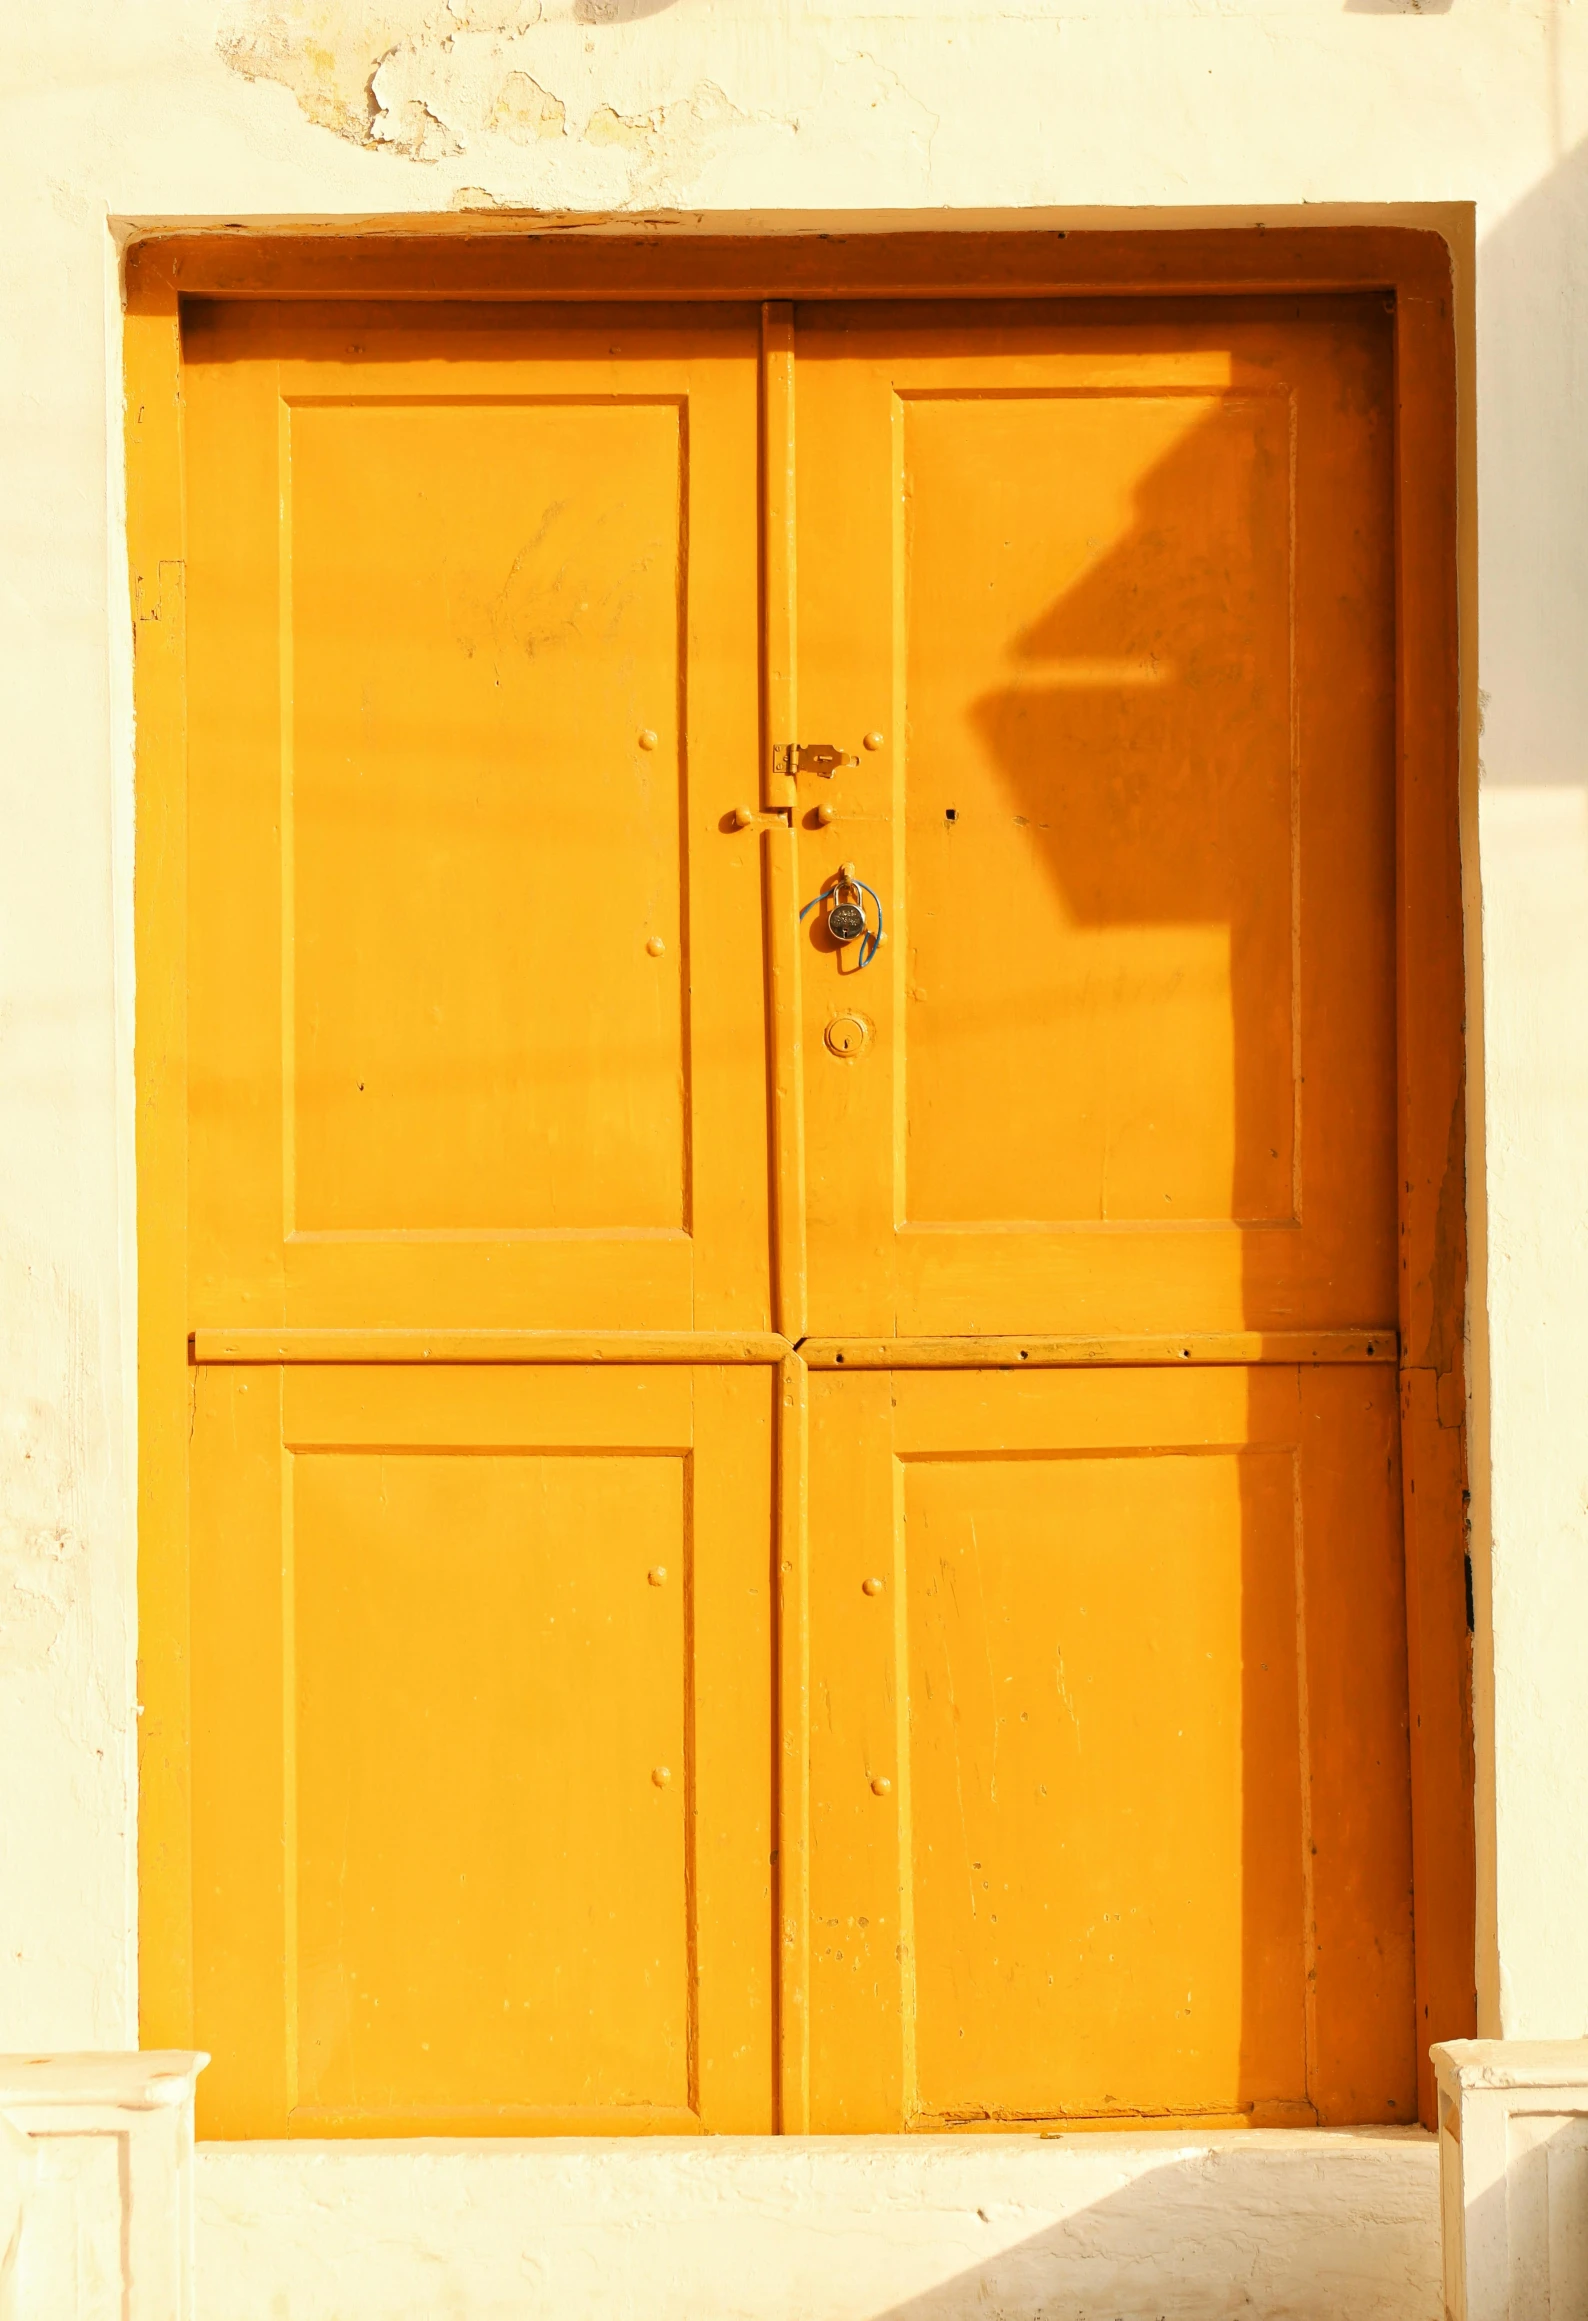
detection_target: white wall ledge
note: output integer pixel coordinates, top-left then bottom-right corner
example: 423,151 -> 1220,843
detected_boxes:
0,2049 -> 208,2112
198,2126 -> 1441,2321
1435,2039 -> 1588,2091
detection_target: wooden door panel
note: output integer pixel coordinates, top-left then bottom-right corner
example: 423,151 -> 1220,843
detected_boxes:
792,300 -> 1396,1338
183,301 -> 767,1331
903,388 -> 1294,1232
806,1366 -> 1415,2130
287,395 -> 689,1238
188,1363 -> 776,2138
157,284 -> 1425,2143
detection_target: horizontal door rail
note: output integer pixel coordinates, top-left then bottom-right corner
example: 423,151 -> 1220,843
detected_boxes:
193,1326 -> 1397,1367
190,1329 -> 795,1365
801,1330 -> 1397,1368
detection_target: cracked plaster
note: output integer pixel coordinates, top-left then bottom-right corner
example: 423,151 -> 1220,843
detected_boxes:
219,0 -> 937,202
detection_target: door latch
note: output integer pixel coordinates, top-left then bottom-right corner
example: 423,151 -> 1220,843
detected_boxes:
776,742 -> 860,778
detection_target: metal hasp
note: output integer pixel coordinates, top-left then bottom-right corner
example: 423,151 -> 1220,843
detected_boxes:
778,742 -> 859,777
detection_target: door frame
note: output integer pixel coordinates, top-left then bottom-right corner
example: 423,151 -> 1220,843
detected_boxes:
126,224 -> 1469,2129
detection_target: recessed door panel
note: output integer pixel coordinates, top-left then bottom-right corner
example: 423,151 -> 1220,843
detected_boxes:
288,396 -> 689,1238
183,301 -> 766,1330
806,1366 -> 1415,2130
189,1362 -> 776,2138
901,387 -> 1293,1231
904,1434 -> 1299,2124
791,299 -> 1396,1338
293,1441 -> 689,2121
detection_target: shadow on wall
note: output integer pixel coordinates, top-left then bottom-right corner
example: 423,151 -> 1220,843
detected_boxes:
858,2136 -> 1441,2321
192,2133 -> 1443,2321
1467,134 -> 1588,2054
1476,132 -> 1588,790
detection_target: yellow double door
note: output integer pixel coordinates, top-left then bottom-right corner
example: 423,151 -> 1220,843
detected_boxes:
158,293 -> 1417,2137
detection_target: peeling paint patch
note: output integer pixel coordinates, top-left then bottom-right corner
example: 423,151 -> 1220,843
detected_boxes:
573,0 -> 679,19
586,80 -> 747,164
363,33 -> 568,158
584,101 -> 651,150
219,1 -> 425,144
220,1 -> 556,158
220,0 -> 762,187
369,68 -> 468,159
490,70 -> 566,140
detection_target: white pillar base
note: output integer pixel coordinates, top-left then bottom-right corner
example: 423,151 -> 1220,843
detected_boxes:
0,2053 -> 206,2321
1434,2039 -> 1588,2321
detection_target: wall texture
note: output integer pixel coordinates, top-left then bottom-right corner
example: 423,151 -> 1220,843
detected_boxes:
195,2130 -> 1442,2321
2,0 -> 1587,2303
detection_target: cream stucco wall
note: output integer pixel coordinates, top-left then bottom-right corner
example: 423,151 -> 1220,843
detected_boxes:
4,0 -> 1588,2308
194,2131 -> 1442,2319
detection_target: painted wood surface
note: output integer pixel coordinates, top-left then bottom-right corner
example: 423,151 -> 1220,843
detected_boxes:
138,246 -> 1467,2137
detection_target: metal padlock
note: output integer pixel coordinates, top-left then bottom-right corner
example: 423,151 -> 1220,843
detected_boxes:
826,872 -> 867,946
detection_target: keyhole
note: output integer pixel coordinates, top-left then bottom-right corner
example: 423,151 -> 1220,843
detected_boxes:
825,1014 -> 870,1058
